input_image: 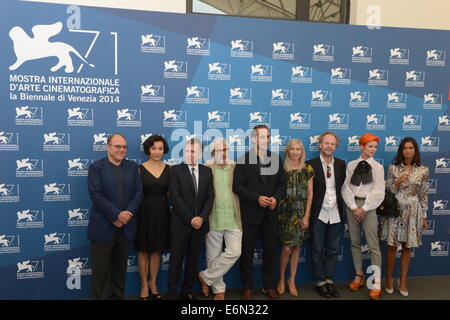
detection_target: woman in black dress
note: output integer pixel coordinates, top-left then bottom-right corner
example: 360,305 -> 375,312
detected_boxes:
135,135 -> 170,300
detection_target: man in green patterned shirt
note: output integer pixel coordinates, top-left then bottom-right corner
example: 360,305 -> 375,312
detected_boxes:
198,138 -> 242,300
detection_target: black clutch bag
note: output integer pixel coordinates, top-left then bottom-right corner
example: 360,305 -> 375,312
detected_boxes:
376,188 -> 400,218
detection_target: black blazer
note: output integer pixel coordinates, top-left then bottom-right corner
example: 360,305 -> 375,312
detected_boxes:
306,156 -> 346,224
169,163 -> 214,234
233,150 -> 286,226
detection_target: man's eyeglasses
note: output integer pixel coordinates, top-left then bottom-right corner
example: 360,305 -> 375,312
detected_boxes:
109,144 -> 128,150
326,165 -> 331,179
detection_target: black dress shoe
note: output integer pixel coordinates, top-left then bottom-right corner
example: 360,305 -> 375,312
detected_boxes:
164,293 -> 179,300
180,293 -> 198,301
315,285 -> 331,299
262,288 -> 280,300
325,283 -> 340,298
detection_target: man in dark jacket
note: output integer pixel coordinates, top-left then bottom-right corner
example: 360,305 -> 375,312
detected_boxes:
167,138 -> 214,300
87,133 -> 143,300
233,125 -> 286,300
306,131 -> 346,299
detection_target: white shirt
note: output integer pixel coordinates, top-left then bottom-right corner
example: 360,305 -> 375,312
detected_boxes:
342,156 -> 385,212
188,164 -> 199,191
318,155 -> 341,224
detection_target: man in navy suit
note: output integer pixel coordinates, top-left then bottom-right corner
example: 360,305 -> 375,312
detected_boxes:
167,138 -> 214,300
87,133 -> 143,300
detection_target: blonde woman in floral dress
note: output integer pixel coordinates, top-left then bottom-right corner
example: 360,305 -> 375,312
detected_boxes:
276,139 -> 314,297
380,137 -> 429,297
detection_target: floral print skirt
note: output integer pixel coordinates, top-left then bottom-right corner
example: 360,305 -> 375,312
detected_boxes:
380,199 -> 423,248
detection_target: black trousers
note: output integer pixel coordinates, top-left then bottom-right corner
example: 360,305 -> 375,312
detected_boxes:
240,214 -> 277,290
90,228 -> 129,300
167,230 -> 204,296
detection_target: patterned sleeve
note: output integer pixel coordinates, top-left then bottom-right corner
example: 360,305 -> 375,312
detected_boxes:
386,165 -> 397,194
418,166 -> 429,218
305,164 -> 315,181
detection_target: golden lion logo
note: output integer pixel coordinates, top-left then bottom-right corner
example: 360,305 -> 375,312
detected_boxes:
9,22 -> 94,73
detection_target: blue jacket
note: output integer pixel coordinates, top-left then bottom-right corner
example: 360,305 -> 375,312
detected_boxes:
87,157 -> 143,242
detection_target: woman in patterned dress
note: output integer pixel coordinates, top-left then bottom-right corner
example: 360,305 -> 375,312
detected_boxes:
276,139 -> 314,296
380,137 -> 429,297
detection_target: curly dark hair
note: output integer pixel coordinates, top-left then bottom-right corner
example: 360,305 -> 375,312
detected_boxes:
143,135 -> 169,155
393,137 -> 421,166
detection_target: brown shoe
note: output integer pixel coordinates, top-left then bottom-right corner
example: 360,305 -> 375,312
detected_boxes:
213,292 -> 225,300
198,273 -> 209,297
262,288 -> 280,300
287,281 -> 298,297
276,280 -> 285,295
241,289 -> 253,300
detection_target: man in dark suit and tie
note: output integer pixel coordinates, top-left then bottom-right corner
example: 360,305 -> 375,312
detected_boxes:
306,131 -> 346,299
87,133 -> 143,300
167,138 -> 214,300
233,125 -> 286,300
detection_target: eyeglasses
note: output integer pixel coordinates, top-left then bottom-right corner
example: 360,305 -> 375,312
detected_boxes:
326,165 -> 331,179
109,144 -> 128,150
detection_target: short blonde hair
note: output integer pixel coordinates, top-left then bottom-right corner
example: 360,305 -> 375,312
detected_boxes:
318,131 -> 340,146
284,139 -> 306,172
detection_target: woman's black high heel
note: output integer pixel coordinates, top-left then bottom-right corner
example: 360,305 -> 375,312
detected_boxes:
149,288 -> 163,301
140,287 -> 150,300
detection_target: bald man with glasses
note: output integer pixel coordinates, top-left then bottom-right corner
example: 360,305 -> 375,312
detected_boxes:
87,133 -> 143,299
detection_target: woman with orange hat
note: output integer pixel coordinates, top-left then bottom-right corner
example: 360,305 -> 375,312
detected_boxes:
342,133 -> 385,300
